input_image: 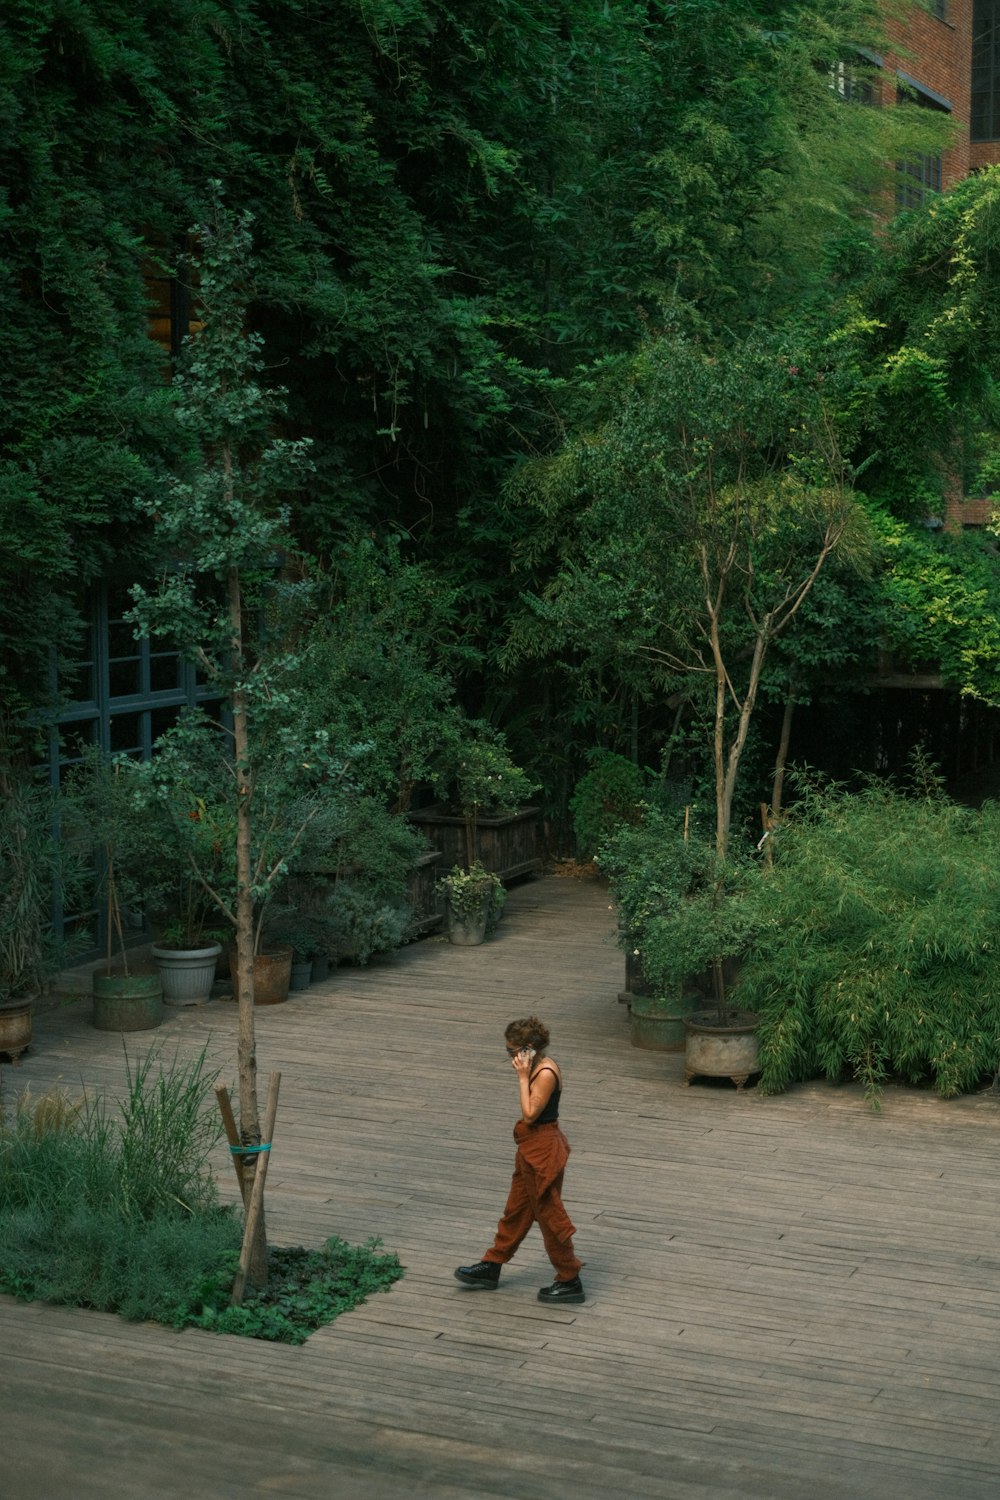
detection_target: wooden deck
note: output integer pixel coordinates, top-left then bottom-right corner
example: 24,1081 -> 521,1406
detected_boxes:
3,872 -> 1000,1499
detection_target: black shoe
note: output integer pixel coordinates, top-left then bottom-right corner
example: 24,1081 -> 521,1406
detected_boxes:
454,1260 -> 501,1289
537,1275 -> 585,1304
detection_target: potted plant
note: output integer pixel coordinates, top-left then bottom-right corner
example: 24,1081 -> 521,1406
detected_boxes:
640,837 -> 763,1085
599,808 -> 762,1068
436,862 -> 506,947
0,772 -> 62,1063
128,738 -> 344,1009
62,752 -> 164,1033
260,914 -> 321,992
140,795 -> 231,1006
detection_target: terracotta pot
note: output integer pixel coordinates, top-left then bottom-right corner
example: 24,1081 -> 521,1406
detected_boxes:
228,946 -> 293,1005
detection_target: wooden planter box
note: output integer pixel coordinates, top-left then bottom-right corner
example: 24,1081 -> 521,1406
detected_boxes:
407,804 -> 542,884
405,849 -> 444,941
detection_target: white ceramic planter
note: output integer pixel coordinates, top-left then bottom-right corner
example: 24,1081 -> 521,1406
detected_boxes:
151,942 -> 223,1006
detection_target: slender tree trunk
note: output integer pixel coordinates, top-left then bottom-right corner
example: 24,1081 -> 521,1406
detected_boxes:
710,617 -> 728,858
771,690 -> 796,822
229,562 -> 267,1290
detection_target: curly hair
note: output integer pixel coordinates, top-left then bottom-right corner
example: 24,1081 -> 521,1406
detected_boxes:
504,1016 -> 550,1051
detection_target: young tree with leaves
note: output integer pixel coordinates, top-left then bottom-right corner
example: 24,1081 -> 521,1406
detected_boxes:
128,193 -> 331,1289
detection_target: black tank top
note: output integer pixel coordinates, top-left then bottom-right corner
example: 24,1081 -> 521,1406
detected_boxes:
533,1067 -> 561,1124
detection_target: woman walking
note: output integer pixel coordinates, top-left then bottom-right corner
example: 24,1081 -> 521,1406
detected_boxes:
454,1016 -> 585,1304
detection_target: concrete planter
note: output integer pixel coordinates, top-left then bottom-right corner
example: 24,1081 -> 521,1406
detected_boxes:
445,904 -> 489,946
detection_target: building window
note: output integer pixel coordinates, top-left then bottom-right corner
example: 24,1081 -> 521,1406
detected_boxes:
895,80 -> 949,208
896,150 -> 943,207
932,0 -> 948,20
973,1 -> 1000,140
831,60 -> 875,105
49,583 -> 219,954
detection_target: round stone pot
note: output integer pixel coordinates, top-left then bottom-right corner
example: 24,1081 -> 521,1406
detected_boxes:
0,997 -> 33,1063
629,990 -> 703,1052
683,1010 -> 761,1090
151,942 -> 223,1006
92,971 -> 164,1032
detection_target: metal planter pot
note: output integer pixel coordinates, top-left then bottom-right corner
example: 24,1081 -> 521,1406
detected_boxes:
92,972 -> 164,1032
228,946 -> 293,1005
0,997 -> 34,1063
629,990 -> 702,1052
683,1010 -> 761,1090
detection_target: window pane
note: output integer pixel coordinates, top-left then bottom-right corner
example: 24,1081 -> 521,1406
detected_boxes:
150,705 -> 182,746
109,712 -> 144,754
59,661 -> 96,704
109,658 -> 142,698
149,653 -> 181,693
108,619 -> 139,658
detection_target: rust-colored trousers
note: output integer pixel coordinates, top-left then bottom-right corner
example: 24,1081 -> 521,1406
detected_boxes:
483,1119 -> 582,1280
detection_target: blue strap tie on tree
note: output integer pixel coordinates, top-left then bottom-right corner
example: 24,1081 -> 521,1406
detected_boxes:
230,1143 -> 271,1157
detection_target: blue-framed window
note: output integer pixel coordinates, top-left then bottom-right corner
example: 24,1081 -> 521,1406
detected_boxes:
49,583 -> 219,954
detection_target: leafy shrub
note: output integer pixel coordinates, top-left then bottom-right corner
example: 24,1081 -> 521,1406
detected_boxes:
596,804 -> 695,947
740,773 -> 1000,1103
180,1237 -> 404,1344
569,750 -> 648,858
326,881 -> 409,965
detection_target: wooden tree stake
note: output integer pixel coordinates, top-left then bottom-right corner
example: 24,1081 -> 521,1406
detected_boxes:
231,1071 -> 281,1306
213,1083 -> 244,1192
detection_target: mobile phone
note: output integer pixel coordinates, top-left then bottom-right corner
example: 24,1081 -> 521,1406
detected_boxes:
522,1047 -> 536,1060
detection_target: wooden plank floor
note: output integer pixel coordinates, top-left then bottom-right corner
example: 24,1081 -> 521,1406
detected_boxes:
3,872 -> 1000,1499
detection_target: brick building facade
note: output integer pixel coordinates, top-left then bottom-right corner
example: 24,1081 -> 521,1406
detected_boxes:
882,2 -> 1000,526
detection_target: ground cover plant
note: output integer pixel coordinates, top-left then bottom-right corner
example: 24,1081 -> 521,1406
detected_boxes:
0,1047 -> 403,1341
740,765 -> 1000,1104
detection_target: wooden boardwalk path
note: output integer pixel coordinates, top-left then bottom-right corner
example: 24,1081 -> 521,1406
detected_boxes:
3,872 -> 1000,1499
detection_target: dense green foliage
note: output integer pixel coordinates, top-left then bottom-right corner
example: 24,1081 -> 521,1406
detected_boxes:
598,805 -> 762,1018
741,774 -> 1000,1103
0,1052 -> 404,1338
180,1238 -> 404,1345
569,750 -> 650,860
3,0 -> 999,860
0,1049 -> 241,1312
